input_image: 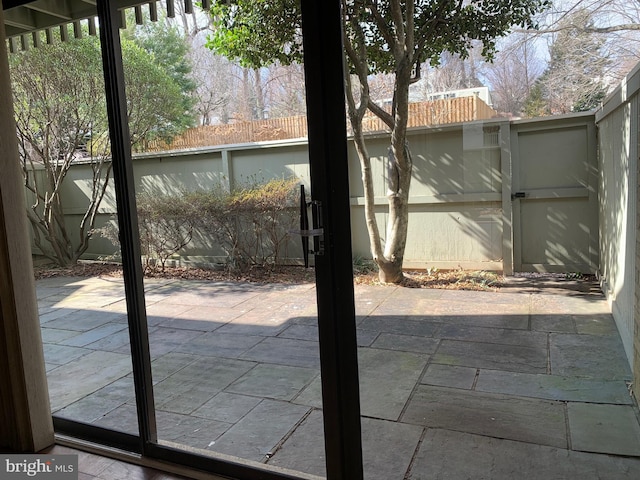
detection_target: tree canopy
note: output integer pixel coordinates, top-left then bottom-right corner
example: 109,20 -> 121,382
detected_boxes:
208,0 -> 548,73
207,0 -> 549,282
10,32 -> 195,266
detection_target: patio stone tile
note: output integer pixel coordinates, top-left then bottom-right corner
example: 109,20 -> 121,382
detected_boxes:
145,301 -> 193,318
155,317 -> 226,332
207,399 -> 310,462
40,327 -> 81,344
145,327 -> 204,358
277,324 -> 379,347
568,403 -> 640,456
55,378 -> 135,423
372,298 -> 435,316
39,308 -> 80,325
155,381 -> 222,415
45,363 -> 59,373
426,296 -> 530,316
240,337 -> 321,368
358,316 -> 440,337
292,315 -> 317,326
550,334 -> 632,379
438,324 -> 547,347
291,377 -> 321,408
358,347 -> 427,421
277,324 -> 318,341
421,364 -> 477,389
96,402 -> 231,446
154,357 -> 256,414
154,289 -> 263,308
43,310 -> 124,332
174,332 -> 265,359
213,316 -> 291,337
156,410 -> 232,450
573,314 -> 619,335
60,322 -> 128,347
54,293 -> 125,309
240,297 -> 316,317
192,392 -> 262,424
437,289 -> 527,306
269,409 -> 423,480
402,385 -> 567,448
371,333 -> 440,354
408,428 -> 640,480
436,314 -> 530,330
361,416 -> 425,480
531,294 -> 610,316
531,314 -> 576,333
265,409 -> 325,476
150,352 -> 199,383
43,344 -> 93,365
356,328 -> 379,347
47,350 -> 133,412
226,364 -> 319,401
88,404 -> 138,435
86,329 -> 131,352
476,370 -> 632,404
432,339 -> 548,374
160,305 -> 244,326
293,347 -> 427,420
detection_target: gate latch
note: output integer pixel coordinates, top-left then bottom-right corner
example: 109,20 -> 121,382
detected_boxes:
511,191 -> 526,200
290,185 -> 324,267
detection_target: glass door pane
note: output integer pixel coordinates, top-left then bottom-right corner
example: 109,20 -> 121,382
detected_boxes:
353,113 -> 513,478
10,25 -> 139,438
114,4 -> 329,476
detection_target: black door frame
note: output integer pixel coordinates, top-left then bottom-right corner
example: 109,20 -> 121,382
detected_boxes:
54,1 -> 364,479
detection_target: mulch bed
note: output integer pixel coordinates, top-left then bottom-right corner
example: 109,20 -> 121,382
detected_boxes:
33,261 -> 505,291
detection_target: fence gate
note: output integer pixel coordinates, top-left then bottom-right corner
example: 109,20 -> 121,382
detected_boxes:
510,115 -> 599,273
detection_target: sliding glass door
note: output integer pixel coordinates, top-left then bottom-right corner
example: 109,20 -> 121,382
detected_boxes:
48,1 -> 362,479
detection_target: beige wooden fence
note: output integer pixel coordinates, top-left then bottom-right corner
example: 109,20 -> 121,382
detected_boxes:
145,96 -> 497,152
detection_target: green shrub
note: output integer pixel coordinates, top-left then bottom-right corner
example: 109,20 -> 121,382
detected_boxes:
186,177 -> 299,270
99,177 -> 299,272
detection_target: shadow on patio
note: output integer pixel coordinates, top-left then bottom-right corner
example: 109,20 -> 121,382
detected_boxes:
37,275 -> 640,479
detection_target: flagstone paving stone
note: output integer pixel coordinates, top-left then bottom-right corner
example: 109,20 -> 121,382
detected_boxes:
240,337 -> 321,368
269,409 -> 424,480
437,324 -> 548,347
402,385 -> 568,448
476,369 -> 633,404
192,392 -> 262,424
408,428 -> 640,479
225,364 -> 319,401
432,339 -> 548,373
60,322 -> 128,347
206,399 -> 310,461
421,364 -> 478,389
550,333 -> 632,379
371,332 -> 440,354
47,350 -> 133,412
40,327 -> 83,344
36,275 -> 640,478
359,347 -> 428,421
175,332 -> 265,359
358,315 -> 441,337
568,403 -> 640,456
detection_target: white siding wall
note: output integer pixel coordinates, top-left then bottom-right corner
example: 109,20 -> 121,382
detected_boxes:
596,63 -> 640,368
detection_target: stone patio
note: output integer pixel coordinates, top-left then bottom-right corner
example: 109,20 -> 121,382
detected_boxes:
37,275 -> 640,479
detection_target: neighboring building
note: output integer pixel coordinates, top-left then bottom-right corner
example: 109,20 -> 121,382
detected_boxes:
410,85 -> 493,107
